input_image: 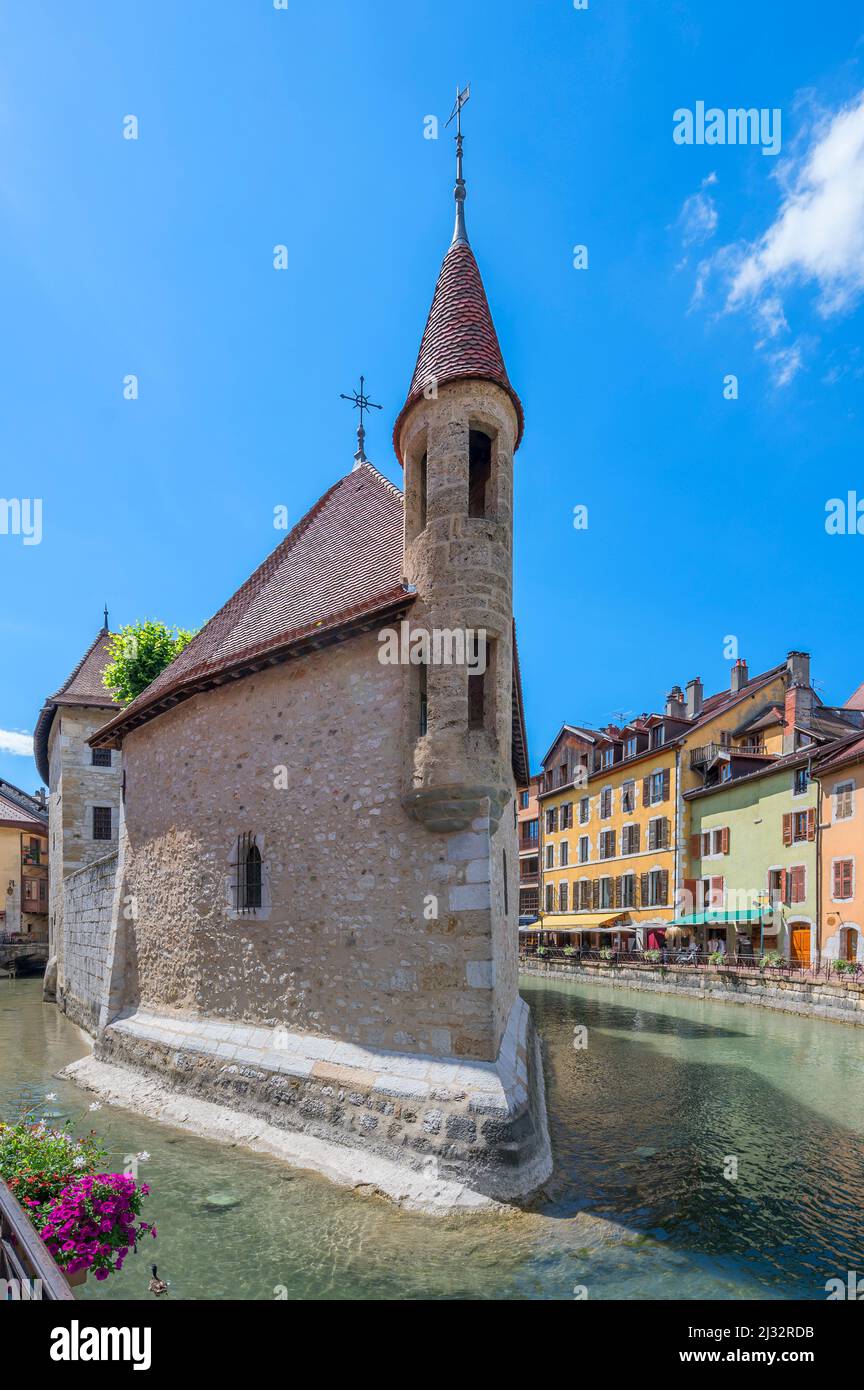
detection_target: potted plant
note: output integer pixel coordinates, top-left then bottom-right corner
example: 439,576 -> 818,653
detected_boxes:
598,947 -> 614,962
0,1115 -> 154,1287
643,948 -> 661,963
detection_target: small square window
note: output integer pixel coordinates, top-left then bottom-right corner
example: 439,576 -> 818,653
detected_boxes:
92,748 -> 112,767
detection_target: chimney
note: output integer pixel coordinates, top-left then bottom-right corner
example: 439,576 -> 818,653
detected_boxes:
731,658 -> 748,693
784,682 -> 816,753
686,677 -> 704,719
786,650 -> 810,687
665,685 -> 686,719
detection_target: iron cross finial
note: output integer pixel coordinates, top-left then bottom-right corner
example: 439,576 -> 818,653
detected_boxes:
445,83 -> 471,245
103,604 -> 109,631
340,375 -> 382,466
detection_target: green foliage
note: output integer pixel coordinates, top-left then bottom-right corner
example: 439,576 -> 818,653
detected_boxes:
708,951 -> 726,965
598,947 -> 614,961
0,1118 -> 106,1209
834,959 -> 858,975
102,620 -> 197,705
643,949 -> 662,962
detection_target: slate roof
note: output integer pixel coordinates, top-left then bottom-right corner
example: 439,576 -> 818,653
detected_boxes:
33,627 -> 119,785
0,788 -> 47,834
393,240 -> 524,461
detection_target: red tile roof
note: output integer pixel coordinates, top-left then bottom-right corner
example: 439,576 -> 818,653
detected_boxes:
393,241 -> 524,462
94,463 -> 408,742
90,459 -> 530,785
846,681 -> 864,710
812,730 -> 864,775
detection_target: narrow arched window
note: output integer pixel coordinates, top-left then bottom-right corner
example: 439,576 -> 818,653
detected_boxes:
235,834 -> 262,913
468,430 -> 492,518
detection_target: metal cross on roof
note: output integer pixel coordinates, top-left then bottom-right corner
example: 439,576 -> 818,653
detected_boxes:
445,83 -> 471,245
340,375 -> 382,466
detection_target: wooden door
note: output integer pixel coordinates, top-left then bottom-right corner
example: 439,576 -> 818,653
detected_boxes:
841,928 -> 856,963
790,924 -> 811,966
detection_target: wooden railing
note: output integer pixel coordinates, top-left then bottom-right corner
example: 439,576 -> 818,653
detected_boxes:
0,1178 -> 75,1300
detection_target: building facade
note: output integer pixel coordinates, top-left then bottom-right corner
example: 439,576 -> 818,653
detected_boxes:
55,143 -> 551,1208
0,782 -> 49,940
813,733 -> 864,964
34,621 -> 122,998
517,775 -> 540,918
537,651 -> 861,958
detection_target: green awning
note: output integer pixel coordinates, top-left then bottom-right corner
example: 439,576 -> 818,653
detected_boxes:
670,909 -> 774,927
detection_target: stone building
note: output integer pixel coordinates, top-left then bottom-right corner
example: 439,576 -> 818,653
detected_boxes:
60,140 -> 551,1208
0,780 -> 48,939
34,619 -> 121,1005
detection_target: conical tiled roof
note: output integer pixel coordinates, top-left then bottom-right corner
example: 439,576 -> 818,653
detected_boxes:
393,240 -> 524,462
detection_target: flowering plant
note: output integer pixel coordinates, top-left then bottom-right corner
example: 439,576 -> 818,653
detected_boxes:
0,1114 -> 154,1282
26,1173 -> 156,1282
0,1119 -> 105,1208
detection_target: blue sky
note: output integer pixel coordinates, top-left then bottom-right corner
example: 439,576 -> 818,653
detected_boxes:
2,0 -> 864,791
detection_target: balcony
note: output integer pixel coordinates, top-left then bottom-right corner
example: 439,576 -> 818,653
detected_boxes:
21,848 -> 46,866
689,740 -> 768,769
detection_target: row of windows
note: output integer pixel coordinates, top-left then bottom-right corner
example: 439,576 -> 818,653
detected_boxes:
545,869 -> 670,913
544,817 -> 672,867
544,770 -> 671,833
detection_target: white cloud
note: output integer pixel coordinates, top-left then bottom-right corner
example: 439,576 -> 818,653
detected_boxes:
0,728 -> 34,757
768,341 -> 804,387
726,92 -> 864,317
679,190 -> 718,246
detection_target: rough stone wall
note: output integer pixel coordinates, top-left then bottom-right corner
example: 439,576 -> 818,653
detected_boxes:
521,957 -> 864,1026
61,851 -> 117,1033
107,630 -> 519,1063
48,706 -> 121,990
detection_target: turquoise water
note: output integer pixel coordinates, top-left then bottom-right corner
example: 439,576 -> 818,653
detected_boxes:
2,973 -> 863,1300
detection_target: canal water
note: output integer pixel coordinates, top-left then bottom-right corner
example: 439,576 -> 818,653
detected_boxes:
2,972 -> 863,1300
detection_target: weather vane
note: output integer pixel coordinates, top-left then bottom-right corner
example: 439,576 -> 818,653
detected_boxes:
340,374 -> 382,466
445,83 -> 471,245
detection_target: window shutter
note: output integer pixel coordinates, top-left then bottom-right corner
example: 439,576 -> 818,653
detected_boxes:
780,869 -> 788,905
659,870 -> 669,904
642,775 -> 651,806
661,818 -> 669,849
721,826 -> 730,854
806,808 -> 816,841
832,862 -> 841,898
592,878 -> 600,909
661,768 -> 670,801
640,872 -> 650,906
690,833 -> 701,861
614,876 -> 622,909
782,813 -> 792,847
683,878 -> 697,913
633,824 -> 640,853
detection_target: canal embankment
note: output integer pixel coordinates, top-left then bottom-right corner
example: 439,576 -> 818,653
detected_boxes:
520,955 -> 864,1025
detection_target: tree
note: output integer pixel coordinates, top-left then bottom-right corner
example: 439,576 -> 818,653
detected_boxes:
102,620 -> 197,705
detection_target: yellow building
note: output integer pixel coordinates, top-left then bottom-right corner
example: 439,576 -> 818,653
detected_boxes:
0,781 -> 49,941
537,653 -> 817,948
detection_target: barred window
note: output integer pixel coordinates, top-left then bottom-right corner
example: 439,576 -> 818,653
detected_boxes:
92,747 -> 112,767
92,806 -> 112,840
234,833 -> 262,913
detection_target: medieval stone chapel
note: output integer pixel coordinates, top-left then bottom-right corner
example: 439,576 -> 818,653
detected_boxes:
44,123 -> 551,1208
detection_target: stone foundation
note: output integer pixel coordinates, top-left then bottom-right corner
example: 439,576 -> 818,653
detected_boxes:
57,852 -> 117,1033
521,957 -> 864,1025
64,994 -> 551,1212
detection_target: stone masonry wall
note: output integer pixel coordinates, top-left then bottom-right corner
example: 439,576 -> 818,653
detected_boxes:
61,851 -> 118,1033
109,629 -> 519,1063
521,956 -> 864,1026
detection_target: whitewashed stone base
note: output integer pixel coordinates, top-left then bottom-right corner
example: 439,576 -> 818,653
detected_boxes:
63,995 -> 552,1212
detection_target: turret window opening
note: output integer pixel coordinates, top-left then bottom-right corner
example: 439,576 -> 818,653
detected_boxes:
468,430 -> 492,518
468,635 -> 495,732
418,661 -> 428,736
419,451 -> 427,531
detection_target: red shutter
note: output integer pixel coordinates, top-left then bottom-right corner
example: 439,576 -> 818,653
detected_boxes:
683,878 -> 697,914
782,814 -> 792,847
690,834 -> 701,861
721,826 -> 730,854
780,869 -> 788,905
710,876 -> 724,909
806,808 -> 816,841
662,768 -> 671,801
832,862 -> 842,898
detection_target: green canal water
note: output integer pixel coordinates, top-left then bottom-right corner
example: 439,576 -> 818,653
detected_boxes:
2,973 -> 863,1300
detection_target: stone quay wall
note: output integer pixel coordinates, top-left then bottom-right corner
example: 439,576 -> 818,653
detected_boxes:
60,851 -> 118,1033
520,956 -> 864,1026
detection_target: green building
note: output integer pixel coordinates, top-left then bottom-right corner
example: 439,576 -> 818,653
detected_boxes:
684,749 -> 818,965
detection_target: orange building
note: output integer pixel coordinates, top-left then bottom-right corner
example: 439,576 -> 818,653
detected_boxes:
813,732 -> 864,964
517,775 -> 541,918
